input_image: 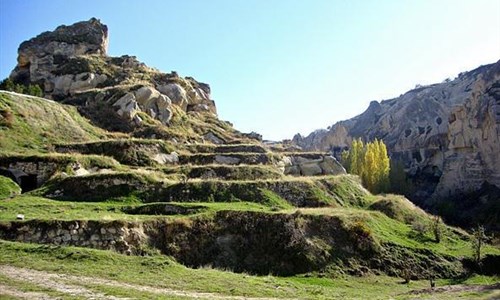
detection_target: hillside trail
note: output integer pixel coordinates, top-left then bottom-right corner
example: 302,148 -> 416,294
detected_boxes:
405,282 -> 500,299
0,265 -> 290,300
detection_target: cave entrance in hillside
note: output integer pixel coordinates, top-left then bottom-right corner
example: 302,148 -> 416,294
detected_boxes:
0,168 -> 38,193
20,174 -> 38,192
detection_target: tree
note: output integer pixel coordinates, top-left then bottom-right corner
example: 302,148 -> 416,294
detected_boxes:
0,78 -> 15,91
362,142 -> 377,192
27,84 -> 43,97
471,225 -> 487,264
431,215 -> 442,243
341,138 -> 391,194
375,139 -> 390,192
0,78 -> 44,97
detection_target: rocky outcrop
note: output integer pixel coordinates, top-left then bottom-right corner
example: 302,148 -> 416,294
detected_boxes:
292,61 -> 500,219
11,18 -> 108,86
9,18 -> 217,130
279,154 -> 346,176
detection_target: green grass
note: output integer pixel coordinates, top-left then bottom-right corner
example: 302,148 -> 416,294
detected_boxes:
0,176 -> 20,199
0,273 -> 75,299
0,195 -> 281,221
162,164 -> 283,180
296,207 -> 500,259
0,240 -> 498,300
0,92 -> 111,153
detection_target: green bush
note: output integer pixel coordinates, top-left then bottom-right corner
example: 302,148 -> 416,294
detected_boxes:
0,78 -> 44,97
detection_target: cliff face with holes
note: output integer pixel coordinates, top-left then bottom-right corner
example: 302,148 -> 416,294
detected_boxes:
292,61 -> 500,222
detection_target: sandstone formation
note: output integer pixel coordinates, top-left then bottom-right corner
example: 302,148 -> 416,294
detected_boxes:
279,154 -> 346,176
9,18 -> 217,128
293,61 -> 500,224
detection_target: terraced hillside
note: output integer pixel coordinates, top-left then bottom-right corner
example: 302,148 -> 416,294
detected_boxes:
1,18 -> 499,299
1,91 -> 500,299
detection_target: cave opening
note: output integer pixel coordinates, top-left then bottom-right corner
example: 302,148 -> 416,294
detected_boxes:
0,168 -> 38,193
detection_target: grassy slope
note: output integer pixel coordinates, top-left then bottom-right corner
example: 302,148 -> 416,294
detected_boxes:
0,176 -> 21,199
0,240 -> 498,300
0,91 -> 110,153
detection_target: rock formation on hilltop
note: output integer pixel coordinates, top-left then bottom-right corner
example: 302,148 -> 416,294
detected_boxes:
292,61 -> 500,228
9,18 -> 217,135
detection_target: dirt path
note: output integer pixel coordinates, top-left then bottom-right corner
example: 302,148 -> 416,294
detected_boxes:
0,265 -> 289,300
0,284 -> 56,300
406,282 -> 500,296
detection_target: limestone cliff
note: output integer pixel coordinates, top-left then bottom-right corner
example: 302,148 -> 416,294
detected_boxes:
292,61 -> 500,226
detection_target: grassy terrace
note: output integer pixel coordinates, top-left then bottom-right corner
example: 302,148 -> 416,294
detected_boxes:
0,195 -> 277,221
2,193 -> 499,261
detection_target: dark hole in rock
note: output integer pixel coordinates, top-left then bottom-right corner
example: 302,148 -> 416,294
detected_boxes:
412,151 -> 422,163
405,129 -> 412,137
0,168 -> 38,193
436,117 -> 442,125
20,174 -> 38,193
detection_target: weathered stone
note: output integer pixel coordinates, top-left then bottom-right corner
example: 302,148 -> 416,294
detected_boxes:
157,83 -> 188,110
113,93 -> 139,119
283,155 -> 346,176
11,18 -> 108,93
214,155 -> 241,165
292,61 -> 500,203
153,152 -> 179,164
203,132 -> 224,144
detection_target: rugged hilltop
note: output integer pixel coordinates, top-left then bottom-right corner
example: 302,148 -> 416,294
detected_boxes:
293,62 -> 500,229
1,19 -> 499,299
8,18 -> 229,143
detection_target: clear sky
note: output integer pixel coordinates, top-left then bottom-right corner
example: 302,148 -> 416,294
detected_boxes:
1,0 -> 499,140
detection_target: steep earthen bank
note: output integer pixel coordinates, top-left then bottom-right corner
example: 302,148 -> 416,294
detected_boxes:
0,212 -> 472,278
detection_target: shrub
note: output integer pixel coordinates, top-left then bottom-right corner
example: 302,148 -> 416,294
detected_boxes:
0,108 -> 14,128
0,77 -> 44,97
411,220 -> 428,237
431,215 -> 442,243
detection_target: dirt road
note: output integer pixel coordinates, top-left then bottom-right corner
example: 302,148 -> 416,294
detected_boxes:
0,265 -> 288,300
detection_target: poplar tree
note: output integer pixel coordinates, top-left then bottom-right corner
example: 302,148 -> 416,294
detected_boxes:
341,138 -> 391,194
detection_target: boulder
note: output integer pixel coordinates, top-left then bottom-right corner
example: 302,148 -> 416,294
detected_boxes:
113,93 -> 139,120
203,132 -> 224,144
157,83 -> 188,111
284,155 -> 346,176
215,155 -> 241,165
153,152 -> 179,164
111,87 -> 174,125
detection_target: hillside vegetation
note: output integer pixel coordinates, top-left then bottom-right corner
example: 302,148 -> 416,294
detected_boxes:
1,18 -> 499,299
0,92 -> 499,298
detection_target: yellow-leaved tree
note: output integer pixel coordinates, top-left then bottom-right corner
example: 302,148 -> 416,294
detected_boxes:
341,138 -> 390,194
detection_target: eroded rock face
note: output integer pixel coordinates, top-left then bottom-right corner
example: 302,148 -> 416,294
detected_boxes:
113,86 -> 173,125
9,18 -> 217,129
11,18 -> 108,85
292,61 -> 500,208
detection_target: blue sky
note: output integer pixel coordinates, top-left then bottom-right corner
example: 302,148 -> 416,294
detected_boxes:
1,0 -> 499,140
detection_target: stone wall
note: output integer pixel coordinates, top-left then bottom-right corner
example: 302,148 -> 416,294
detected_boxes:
5,161 -> 59,187
0,220 -> 145,255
